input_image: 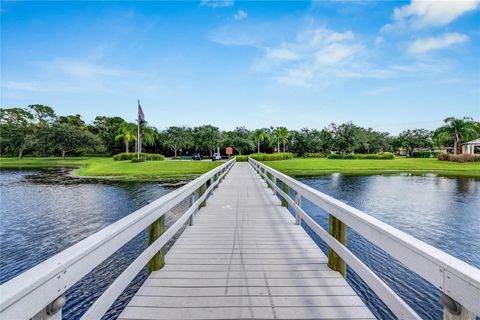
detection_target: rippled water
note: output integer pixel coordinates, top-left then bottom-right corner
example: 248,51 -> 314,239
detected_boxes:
296,173 -> 480,320
0,169 -> 179,319
1,170 -> 479,319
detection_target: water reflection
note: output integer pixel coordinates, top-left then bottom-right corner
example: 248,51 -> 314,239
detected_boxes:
298,173 -> 479,320
0,169 -> 178,319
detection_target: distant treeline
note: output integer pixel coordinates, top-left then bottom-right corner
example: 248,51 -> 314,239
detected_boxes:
1,105 -> 479,159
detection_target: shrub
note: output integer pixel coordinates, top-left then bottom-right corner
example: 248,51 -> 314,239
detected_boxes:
357,153 -> 395,160
113,153 -> 165,161
412,151 -> 440,158
131,158 -> 145,163
437,153 -> 480,162
249,153 -> 294,161
327,153 -> 394,160
235,155 -> 249,162
304,152 -> 325,158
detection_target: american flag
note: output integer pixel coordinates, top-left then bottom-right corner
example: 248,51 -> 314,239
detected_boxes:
138,100 -> 145,123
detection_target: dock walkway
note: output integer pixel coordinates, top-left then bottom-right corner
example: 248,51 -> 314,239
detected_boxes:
119,163 -> 374,320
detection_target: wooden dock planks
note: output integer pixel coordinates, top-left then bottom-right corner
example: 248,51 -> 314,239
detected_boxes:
119,163 -> 375,320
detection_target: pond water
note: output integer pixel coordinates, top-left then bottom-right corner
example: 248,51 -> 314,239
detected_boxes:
1,169 -> 479,319
0,169 -> 178,319
297,173 -> 480,320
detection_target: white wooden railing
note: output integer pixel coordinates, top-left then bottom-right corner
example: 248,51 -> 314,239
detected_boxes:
249,157 -> 480,319
0,158 -> 236,320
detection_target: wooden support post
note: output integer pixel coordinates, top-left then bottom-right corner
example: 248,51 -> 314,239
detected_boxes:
272,176 -> 277,195
147,215 -> 165,275
189,194 -> 195,226
295,193 -> 302,225
328,214 -> 347,278
266,172 -> 272,190
199,183 -> 207,207
280,180 -> 289,207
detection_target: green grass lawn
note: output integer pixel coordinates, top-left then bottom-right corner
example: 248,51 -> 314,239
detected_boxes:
264,157 -> 480,178
0,157 -> 222,181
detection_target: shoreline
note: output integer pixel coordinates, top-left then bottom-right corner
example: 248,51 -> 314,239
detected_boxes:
1,156 -> 479,180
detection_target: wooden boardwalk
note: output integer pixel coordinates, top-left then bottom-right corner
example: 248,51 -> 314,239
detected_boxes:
119,162 -> 375,320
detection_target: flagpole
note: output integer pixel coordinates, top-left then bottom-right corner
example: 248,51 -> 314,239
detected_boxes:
137,119 -> 140,159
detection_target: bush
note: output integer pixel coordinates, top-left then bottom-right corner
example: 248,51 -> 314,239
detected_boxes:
413,151 -> 440,158
235,155 -> 249,162
131,158 -> 145,163
304,152 -> 325,158
327,153 -> 394,160
249,153 -> 294,161
327,154 -> 358,159
437,153 -> 480,162
113,153 -> 165,161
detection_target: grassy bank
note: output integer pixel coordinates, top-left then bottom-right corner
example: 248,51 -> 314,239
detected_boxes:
263,157 -> 480,178
0,157 -> 221,181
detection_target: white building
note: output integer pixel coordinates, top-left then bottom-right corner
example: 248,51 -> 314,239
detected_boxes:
462,138 -> 480,154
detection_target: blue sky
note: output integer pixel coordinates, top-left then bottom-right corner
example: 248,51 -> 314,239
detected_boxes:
1,0 -> 479,134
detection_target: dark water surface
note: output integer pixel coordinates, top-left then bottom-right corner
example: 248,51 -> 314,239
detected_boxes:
0,169 -> 178,319
296,173 -> 480,320
1,170 -> 479,319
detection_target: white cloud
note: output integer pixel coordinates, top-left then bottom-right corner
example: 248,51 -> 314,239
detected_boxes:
277,66 -> 315,87
261,27 -> 364,87
200,0 -> 234,8
266,47 -> 299,61
1,81 -> 39,91
384,0 -> 479,30
408,32 -> 469,54
315,42 -> 361,66
375,36 -> 384,45
234,10 -> 248,21
39,59 -> 129,79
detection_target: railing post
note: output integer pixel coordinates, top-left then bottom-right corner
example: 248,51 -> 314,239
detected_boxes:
440,293 -> 475,320
189,194 -> 195,226
147,214 -> 165,275
328,214 -> 347,278
280,180 -> 289,207
272,176 -> 277,195
199,182 -> 207,207
295,193 -> 302,225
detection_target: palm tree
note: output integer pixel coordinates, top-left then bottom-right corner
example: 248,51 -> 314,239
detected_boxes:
115,122 -> 137,153
139,125 -> 157,149
434,117 -> 480,155
273,127 -> 290,152
251,128 -> 268,153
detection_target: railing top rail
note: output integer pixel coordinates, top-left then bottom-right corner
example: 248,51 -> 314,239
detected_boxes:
249,157 -> 480,316
0,158 -> 235,319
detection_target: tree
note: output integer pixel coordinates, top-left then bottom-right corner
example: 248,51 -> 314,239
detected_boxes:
251,128 -> 268,153
289,128 -> 325,156
433,117 -> 480,155
139,123 -> 157,150
89,116 -> 126,154
0,108 -> 35,158
397,129 -> 432,156
224,127 -> 253,155
193,125 -> 221,156
115,122 -> 137,153
271,127 -> 290,152
330,122 -> 360,154
162,126 -> 192,158
28,104 -> 56,126
47,123 -> 103,159
58,114 -> 86,127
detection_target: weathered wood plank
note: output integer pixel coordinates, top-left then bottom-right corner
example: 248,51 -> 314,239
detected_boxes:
119,163 -> 374,320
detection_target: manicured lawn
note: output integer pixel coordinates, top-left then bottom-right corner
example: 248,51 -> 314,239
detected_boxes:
0,157 -> 222,181
263,157 -> 480,178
